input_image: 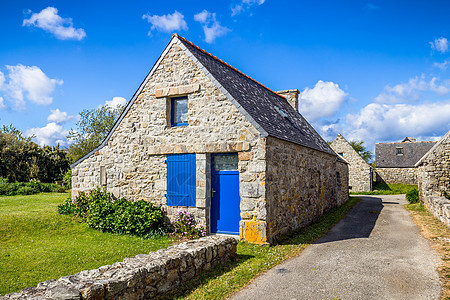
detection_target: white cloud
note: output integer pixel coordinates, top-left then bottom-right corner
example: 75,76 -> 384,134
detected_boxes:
47,109 -> 74,123
0,64 -> 63,110
344,101 -> 450,147
231,0 -> 265,16
429,77 -> 450,95
194,10 -> 230,43
23,7 -> 86,40
299,80 -> 347,122
142,11 -> 187,36
434,60 -> 450,71
0,71 -> 4,89
430,37 -> 449,53
374,75 -> 450,103
26,122 -> 68,146
0,97 -> 6,109
193,10 -> 210,23
103,96 -> 127,109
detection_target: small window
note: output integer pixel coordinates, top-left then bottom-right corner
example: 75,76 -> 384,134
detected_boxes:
214,154 -> 238,171
396,147 -> 403,155
338,152 -> 344,157
171,97 -> 188,126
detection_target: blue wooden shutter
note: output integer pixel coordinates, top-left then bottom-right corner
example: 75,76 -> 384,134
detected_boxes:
167,154 -> 196,206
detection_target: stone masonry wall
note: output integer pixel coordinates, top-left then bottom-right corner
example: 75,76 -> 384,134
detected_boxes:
376,167 -> 417,185
418,132 -> 450,210
72,42 -> 266,235
337,160 -> 350,203
264,137 -> 349,243
330,134 -> 372,192
1,236 -> 237,300
420,196 -> 450,228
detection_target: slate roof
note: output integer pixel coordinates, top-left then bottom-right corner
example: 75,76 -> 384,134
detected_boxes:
177,35 -> 335,155
375,140 -> 436,168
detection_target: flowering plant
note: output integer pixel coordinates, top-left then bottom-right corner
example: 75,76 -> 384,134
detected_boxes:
170,210 -> 206,240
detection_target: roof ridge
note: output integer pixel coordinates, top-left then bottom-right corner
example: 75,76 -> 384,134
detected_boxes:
173,34 -> 287,100
376,140 -> 437,144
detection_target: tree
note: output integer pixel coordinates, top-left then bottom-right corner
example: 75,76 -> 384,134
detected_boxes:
67,104 -> 124,162
349,140 -> 373,163
0,124 -> 70,182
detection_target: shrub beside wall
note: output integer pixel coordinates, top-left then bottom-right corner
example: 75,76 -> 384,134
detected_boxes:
58,187 -> 166,238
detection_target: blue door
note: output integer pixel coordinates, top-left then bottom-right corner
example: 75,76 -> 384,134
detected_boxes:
166,154 -> 196,206
211,153 -> 240,234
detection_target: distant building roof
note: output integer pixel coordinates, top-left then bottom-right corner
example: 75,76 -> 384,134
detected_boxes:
375,140 -> 436,168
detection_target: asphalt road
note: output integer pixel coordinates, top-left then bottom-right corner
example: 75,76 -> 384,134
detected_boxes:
230,195 -> 441,300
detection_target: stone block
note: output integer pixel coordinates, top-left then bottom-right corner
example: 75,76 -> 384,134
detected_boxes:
241,182 -> 260,198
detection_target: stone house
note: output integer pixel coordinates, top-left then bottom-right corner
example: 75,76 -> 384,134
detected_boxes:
71,34 -> 349,244
375,137 -> 436,185
330,134 -> 372,192
416,130 -> 450,225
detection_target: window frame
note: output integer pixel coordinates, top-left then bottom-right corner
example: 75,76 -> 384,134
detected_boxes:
396,147 -> 404,156
170,96 -> 189,127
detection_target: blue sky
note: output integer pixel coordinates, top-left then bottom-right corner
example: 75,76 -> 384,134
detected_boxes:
1,0 -> 450,151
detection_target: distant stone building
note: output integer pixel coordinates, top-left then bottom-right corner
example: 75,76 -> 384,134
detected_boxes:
416,130 -> 450,225
375,137 -> 436,185
71,34 -> 349,244
330,134 -> 372,192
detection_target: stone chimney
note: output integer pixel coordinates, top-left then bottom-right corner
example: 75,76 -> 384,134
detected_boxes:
402,137 -> 416,143
277,89 -> 299,111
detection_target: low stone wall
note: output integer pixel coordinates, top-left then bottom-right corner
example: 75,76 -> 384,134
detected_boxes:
423,196 -> 450,227
376,167 -> 417,185
1,236 -> 237,300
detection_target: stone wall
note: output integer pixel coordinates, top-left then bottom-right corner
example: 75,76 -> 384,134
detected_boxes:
72,42 -> 266,233
264,137 -> 349,243
0,236 -> 237,300
418,131 -> 450,208
330,134 -> 372,192
375,167 -> 417,185
420,196 -> 450,228
337,159 -> 350,203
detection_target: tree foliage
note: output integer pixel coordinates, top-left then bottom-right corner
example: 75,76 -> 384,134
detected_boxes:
0,125 -> 70,183
67,105 -> 124,162
349,140 -> 373,163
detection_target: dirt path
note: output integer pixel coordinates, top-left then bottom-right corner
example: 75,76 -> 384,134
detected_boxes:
230,195 -> 441,300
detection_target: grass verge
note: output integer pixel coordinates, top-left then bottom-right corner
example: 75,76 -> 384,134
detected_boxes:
405,203 -> 450,300
0,193 -> 171,295
350,182 -> 417,195
160,197 -> 361,300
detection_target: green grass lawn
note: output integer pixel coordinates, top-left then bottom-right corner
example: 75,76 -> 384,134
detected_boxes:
350,182 -> 417,195
0,192 -> 171,295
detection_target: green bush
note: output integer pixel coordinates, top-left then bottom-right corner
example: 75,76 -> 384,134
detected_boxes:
406,188 -> 419,203
16,186 -> 38,195
62,187 -> 166,237
57,198 -> 76,215
63,169 -> 72,189
0,178 -> 66,196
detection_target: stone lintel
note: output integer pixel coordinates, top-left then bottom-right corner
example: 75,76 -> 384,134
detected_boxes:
155,84 -> 201,98
147,141 -> 250,155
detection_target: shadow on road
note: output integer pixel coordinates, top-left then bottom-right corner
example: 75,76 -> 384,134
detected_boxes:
314,196 -> 383,244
